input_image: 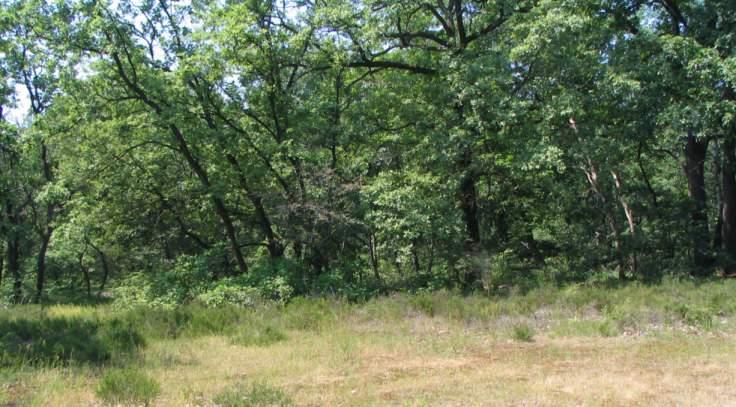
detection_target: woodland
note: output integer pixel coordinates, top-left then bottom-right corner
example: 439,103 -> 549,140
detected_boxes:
1,0 -> 736,305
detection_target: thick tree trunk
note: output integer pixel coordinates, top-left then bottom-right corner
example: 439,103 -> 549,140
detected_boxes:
721,139 -> 736,272
34,227 -> 52,303
684,132 -> 711,273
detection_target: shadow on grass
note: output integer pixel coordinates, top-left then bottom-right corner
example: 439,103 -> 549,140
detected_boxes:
0,317 -> 144,367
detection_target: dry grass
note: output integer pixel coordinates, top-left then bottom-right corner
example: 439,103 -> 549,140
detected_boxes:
5,313 -> 736,406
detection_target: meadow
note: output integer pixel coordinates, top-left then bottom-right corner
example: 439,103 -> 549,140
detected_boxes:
2,279 -> 736,406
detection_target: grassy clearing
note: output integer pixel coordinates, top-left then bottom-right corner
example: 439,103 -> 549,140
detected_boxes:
2,279 -> 736,405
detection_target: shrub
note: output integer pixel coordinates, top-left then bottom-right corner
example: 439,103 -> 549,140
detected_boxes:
673,304 -> 714,330
196,282 -> 261,308
512,323 -> 535,342
96,368 -> 160,406
213,382 -> 293,407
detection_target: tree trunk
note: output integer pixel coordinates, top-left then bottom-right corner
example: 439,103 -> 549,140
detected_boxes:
79,251 -> 91,299
34,227 -> 53,304
684,132 -> 712,274
411,240 -> 421,275
89,241 -> 110,292
368,233 -> 382,282
5,202 -> 22,304
224,153 -> 284,259
583,161 -> 626,278
458,150 -> 482,286
721,139 -> 736,272
713,140 -> 724,250
7,235 -> 21,304
611,171 -> 637,277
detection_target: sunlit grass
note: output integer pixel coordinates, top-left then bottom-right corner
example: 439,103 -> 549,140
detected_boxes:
3,279 -> 736,405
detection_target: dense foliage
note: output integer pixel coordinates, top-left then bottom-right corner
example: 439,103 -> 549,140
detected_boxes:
1,0 -> 735,304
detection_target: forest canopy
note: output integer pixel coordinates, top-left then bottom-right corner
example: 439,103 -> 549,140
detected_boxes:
1,0 -> 735,304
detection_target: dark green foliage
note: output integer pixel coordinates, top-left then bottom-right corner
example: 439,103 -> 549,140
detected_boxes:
0,316 -> 144,367
95,368 -> 160,406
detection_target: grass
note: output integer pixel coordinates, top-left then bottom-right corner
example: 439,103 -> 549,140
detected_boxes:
96,368 -> 160,406
213,382 -> 293,406
2,279 -> 736,405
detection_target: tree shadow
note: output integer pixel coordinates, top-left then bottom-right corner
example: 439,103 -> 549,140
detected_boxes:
0,317 -> 144,367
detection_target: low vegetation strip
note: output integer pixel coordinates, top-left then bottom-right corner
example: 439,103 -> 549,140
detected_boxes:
1,280 -> 735,405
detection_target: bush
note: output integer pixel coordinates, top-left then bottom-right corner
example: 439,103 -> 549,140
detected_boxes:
196,282 -> 261,308
512,323 -> 535,342
96,368 -> 160,406
213,382 -> 293,407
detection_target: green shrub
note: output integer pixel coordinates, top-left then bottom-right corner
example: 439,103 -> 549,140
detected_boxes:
196,282 -> 261,308
512,323 -> 535,342
96,368 -> 160,406
213,382 -> 293,407
673,304 -> 714,330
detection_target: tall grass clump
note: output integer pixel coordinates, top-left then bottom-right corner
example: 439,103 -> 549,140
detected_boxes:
96,368 -> 160,406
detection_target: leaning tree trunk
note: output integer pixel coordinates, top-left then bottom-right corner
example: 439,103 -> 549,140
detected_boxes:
684,132 -> 711,274
611,171 -> 637,277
